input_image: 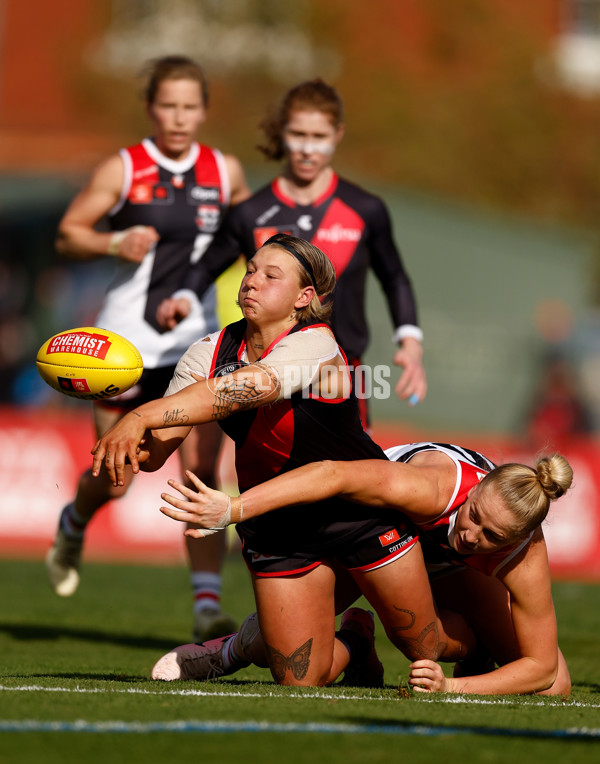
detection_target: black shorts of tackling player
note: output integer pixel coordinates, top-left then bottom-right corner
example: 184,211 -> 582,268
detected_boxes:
240,518 -> 418,577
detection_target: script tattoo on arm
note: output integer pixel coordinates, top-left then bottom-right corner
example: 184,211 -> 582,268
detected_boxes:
162,408 -> 190,426
210,363 -> 280,420
389,607 -> 447,661
265,638 -> 313,682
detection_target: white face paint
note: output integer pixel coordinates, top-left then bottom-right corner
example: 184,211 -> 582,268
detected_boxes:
284,138 -> 336,156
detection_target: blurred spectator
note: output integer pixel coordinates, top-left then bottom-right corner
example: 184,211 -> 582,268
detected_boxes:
524,354 -> 593,451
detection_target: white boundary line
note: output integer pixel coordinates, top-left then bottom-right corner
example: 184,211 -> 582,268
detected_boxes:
1,683 -> 599,708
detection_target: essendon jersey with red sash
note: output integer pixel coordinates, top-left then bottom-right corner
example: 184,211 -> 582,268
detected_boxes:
386,442 -> 533,577
209,318 -> 395,551
181,173 -> 418,359
96,138 -> 230,368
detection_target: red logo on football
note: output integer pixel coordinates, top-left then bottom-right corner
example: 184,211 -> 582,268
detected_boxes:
47,331 -> 112,360
58,377 -> 91,393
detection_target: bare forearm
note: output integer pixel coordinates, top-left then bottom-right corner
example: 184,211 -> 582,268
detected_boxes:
445,657 -> 558,695
240,461 -> 346,519
56,224 -> 116,259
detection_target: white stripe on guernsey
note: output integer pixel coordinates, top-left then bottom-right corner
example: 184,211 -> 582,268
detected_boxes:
108,148 -> 133,217
213,147 -> 231,207
141,137 -> 200,174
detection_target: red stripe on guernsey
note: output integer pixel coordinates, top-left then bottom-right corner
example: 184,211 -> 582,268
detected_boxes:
421,462 -> 488,531
311,198 -> 365,278
209,328 -> 228,377
194,145 -> 222,201
235,402 -> 295,490
271,173 -> 338,208
262,325 -> 296,357
449,462 -> 488,512
127,144 -> 159,200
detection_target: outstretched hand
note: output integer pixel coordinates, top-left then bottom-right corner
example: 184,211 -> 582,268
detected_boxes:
160,470 -> 237,538
91,412 -> 150,485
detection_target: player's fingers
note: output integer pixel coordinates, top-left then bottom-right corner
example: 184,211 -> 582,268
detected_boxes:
160,492 -> 191,510
184,527 -> 220,538
409,660 -> 436,670
166,478 -> 191,497
160,505 -> 196,522
91,441 -> 105,477
184,470 -> 209,492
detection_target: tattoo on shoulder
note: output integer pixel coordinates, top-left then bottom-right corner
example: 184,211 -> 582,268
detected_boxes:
265,638 -> 313,682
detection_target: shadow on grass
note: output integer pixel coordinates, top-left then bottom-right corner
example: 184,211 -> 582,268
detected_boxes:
0,622 -> 177,651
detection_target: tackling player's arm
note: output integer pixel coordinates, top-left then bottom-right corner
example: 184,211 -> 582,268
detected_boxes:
56,154 -> 159,262
158,454 -> 455,536
91,363 -> 280,485
409,529 -> 561,695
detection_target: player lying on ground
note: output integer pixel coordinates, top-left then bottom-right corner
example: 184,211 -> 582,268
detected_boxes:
157,442 -> 573,696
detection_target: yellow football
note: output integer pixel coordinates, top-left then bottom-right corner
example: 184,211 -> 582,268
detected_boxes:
36,327 -> 143,400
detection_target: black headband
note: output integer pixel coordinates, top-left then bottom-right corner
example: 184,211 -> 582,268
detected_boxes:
266,238 -> 318,290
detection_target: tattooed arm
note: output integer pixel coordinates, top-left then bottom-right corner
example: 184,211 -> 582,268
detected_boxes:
91,362 -> 280,486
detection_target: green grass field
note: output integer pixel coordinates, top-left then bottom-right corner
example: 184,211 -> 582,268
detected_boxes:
1,554 -> 599,763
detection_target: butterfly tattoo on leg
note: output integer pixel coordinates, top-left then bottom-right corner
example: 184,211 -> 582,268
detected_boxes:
265,638 -> 313,682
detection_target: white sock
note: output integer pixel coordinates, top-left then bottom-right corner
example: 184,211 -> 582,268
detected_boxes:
222,634 -> 248,670
191,571 -> 222,613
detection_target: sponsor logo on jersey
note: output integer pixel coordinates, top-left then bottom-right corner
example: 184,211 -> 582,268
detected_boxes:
129,183 -> 174,204
188,185 -> 220,203
153,184 -> 172,202
379,528 -> 400,547
253,226 -> 294,249
316,223 -> 361,244
47,331 -> 111,359
130,184 -> 153,204
196,204 -> 220,233
58,377 -> 91,393
297,214 -> 312,231
256,205 -> 280,225
132,165 -> 158,180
